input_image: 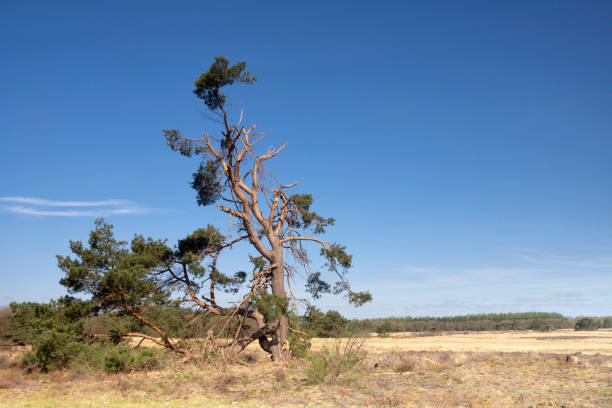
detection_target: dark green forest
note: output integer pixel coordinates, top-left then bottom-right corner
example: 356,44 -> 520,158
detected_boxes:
303,310 -> 611,336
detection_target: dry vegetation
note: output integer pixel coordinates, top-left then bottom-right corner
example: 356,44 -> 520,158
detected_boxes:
311,329 -> 612,355
1,330 -> 611,407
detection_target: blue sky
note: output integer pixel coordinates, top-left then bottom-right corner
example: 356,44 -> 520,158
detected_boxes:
1,1 -> 610,318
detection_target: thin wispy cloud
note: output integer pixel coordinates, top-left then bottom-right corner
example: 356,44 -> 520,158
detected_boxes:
0,196 -> 149,217
0,196 -> 131,207
4,206 -> 146,217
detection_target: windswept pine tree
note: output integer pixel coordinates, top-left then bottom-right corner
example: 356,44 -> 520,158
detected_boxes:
57,57 -> 370,362
162,56 -> 371,360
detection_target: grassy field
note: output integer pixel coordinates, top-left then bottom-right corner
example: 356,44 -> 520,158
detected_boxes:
312,329 -> 612,355
1,330 -> 611,407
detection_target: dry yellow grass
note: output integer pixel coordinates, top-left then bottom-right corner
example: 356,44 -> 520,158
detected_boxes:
1,350 -> 610,407
134,328 -> 612,356
1,330 -> 611,407
311,329 -> 612,356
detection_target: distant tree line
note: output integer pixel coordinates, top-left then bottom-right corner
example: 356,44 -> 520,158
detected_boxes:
350,312 -> 574,333
356,313 -> 612,334
574,317 -> 610,331
296,311 -> 612,335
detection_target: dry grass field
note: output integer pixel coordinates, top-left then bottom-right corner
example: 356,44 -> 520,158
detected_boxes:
312,329 -> 612,356
0,330 -> 610,407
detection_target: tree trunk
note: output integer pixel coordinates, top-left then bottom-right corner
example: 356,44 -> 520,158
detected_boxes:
268,244 -> 289,361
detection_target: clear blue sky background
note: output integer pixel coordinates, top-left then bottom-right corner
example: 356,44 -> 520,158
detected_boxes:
1,1 -> 610,318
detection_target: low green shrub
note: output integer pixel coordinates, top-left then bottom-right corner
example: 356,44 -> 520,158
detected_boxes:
20,351 -> 37,367
105,346 -> 154,372
83,342 -> 162,373
104,347 -> 130,373
18,329 -> 86,372
306,352 -> 329,384
289,333 -> 312,359
7,297 -> 166,373
376,322 -> 392,337
305,337 -> 366,384
20,336 -> 164,373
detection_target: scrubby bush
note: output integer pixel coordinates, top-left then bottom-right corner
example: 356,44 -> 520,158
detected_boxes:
21,338 -> 164,373
289,330 -> 312,359
104,348 -> 130,373
4,297 -> 90,371
376,322 -> 392,337
27,330 -> 86,371
103,344 -> 160,373
305,337 -> 366,384
7,297 -> 166,373
4,297 -> 90,346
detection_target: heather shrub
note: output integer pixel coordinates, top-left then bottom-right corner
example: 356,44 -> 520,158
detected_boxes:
305,337 -> 366,384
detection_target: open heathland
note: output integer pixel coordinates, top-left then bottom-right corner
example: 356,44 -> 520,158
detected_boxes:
1,329 -> 611,408
312,329 -> 612,355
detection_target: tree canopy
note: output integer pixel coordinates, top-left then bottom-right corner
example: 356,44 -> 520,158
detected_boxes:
162,56 -> 372,359
45,56 -> 371,362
